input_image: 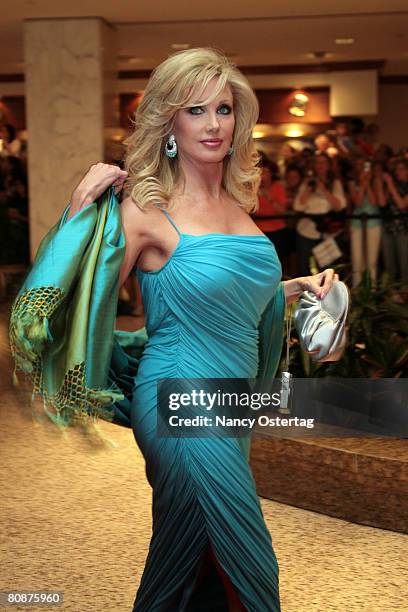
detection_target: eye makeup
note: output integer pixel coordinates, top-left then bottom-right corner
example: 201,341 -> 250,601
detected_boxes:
187,103 -> 233,115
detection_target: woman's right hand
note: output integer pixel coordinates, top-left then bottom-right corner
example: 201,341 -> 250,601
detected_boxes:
69,162 -> 128,217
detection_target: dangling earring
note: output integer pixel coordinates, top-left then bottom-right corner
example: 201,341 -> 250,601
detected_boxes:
227,144 -> 234,156
165,134 -> 177,158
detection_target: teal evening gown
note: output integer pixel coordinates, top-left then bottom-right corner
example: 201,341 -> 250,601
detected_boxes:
130,209 -> 283,611
9,187 -> 285,612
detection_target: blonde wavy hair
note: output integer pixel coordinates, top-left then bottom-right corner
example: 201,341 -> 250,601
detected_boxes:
122,47 -> 261,213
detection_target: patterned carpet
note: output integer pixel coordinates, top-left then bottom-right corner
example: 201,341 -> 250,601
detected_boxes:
1,311 -> 407,612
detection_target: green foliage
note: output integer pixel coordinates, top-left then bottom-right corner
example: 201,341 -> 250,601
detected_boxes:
281,271 -> 408,378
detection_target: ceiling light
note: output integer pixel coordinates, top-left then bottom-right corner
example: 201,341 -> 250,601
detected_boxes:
335,38 -> 355,45
288,92 -> 309,117
285,129 -> 304,138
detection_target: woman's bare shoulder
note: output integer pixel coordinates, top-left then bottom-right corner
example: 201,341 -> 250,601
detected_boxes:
120,195 -> 164,239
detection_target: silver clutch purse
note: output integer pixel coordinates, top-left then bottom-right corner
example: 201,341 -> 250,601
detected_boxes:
294,280 -> 350,362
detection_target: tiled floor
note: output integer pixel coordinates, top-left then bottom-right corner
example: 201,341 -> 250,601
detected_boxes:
1,306 -> 407,611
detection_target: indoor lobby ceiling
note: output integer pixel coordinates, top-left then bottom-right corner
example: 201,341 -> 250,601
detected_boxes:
0,1 -> 407,75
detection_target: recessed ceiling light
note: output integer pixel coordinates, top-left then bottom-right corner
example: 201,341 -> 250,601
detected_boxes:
171,43 -> 190,50
335,38 -> 355,45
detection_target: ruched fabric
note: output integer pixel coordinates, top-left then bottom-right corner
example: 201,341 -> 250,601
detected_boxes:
131,210 -> 283,611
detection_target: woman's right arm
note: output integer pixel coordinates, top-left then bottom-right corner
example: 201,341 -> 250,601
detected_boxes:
67,162 -> 128,221
67,189 -> 94,221
65,162 -> 147,287
118,197 -> 149,288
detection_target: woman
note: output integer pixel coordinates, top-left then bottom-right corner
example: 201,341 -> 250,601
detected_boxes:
293,152 -> 346,276
253,156 -> 291,272
348,158 -> 382,288
376,159 -> 408,299
67,48 -> 338,611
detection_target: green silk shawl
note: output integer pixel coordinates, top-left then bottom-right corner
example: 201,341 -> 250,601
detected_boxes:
9,186 -> 286,431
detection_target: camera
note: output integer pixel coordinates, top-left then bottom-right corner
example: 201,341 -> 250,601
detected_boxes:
308,178 -> 317,190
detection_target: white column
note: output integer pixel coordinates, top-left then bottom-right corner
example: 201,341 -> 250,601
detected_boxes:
23,17 -> 119,259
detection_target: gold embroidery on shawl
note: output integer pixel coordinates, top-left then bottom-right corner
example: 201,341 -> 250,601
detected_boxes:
9,287 -> 123,429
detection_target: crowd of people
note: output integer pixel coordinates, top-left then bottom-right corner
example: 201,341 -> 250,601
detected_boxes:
254,119 -> 408,302
0,124 -> 29,265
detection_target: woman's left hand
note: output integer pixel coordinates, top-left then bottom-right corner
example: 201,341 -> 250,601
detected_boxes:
298,268 -> 339,300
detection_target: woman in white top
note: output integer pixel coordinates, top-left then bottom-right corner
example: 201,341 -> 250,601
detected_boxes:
294,152 -> 346,275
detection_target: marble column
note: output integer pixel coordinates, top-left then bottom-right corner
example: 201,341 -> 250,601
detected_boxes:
23,17 -> 119,259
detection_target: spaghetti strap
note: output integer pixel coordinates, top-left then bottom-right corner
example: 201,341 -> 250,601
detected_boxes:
159,208 -> 182,236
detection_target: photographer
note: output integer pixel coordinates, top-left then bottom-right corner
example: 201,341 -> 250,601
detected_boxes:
294,152 -> 346,276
